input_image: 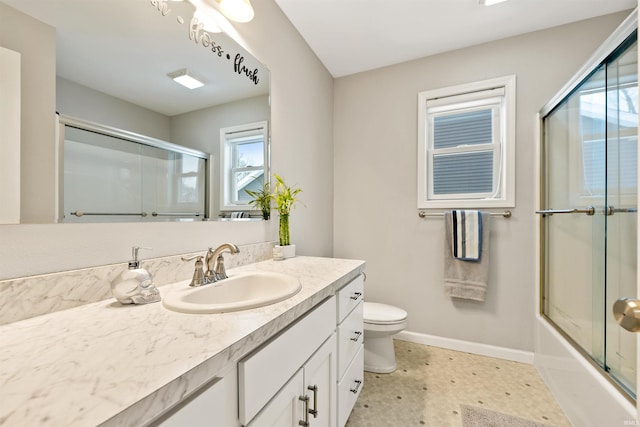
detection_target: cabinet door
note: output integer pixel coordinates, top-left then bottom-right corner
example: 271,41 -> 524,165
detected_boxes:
248,370 -> 304,427
304,334 -> 337,427
151,367 -> 239,427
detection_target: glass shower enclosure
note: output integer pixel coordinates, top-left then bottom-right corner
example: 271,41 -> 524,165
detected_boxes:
539,30 -> 638,399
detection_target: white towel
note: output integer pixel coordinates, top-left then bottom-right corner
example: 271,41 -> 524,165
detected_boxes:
444,211 -> 491,302
450,210 -> 482,261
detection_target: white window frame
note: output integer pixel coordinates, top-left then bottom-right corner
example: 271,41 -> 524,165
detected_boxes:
417,75 -> 516,209
220,120 -> 268,211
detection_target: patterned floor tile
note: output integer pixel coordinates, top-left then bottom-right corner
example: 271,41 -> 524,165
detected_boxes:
345,340 -> 571,427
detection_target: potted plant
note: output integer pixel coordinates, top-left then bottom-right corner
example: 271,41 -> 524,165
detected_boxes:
245,180 -> 273,220
273,174 -> 302,259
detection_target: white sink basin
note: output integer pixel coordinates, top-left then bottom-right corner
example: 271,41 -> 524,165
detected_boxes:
162,271 -> 302,314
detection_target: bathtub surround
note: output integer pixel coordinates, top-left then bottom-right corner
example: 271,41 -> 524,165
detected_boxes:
0,241 -> 276,325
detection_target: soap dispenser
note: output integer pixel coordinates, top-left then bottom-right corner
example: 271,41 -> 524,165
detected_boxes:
110,246 -> 161,305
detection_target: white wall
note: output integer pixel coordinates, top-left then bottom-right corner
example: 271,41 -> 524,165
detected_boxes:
57,77 -> 172,141
333,11 -> 631,352
0,0 -> 334,280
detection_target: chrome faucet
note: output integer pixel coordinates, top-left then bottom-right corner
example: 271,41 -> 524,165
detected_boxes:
206,243 -> 240,282
183,244 -> 240,286
181,255 -> 207,287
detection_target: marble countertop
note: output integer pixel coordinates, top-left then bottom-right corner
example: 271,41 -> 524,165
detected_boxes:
0,256 -> 365,427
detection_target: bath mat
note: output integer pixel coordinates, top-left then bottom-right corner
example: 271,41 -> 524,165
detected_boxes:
461,405 -> 556,427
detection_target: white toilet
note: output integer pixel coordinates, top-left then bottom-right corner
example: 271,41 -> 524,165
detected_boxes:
363,302 -> 408,373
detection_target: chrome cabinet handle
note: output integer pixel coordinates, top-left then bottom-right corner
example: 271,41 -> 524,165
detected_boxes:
350,292 -> 362,301
298,395 -> 310,426
535,206 -> 595,216
350,331 -> 363,342
307,385 -> 318,418
350,379 -> 362,394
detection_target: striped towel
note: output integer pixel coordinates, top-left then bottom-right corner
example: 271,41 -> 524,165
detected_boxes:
450,210 -> 482,261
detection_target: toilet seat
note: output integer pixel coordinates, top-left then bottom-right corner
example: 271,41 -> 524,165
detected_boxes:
364,302 -> 407,325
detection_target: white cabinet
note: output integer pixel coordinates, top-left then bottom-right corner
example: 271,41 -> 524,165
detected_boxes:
335,275 -> 364,427
300,334 -> 337,427
248,334 -> 337,427
149,272 -> 365,427
239,296 -> 337,426
150,364 -> 239,427
245,370 -> 304,427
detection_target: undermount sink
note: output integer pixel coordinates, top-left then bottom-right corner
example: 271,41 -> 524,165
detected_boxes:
162,271 -> 302,314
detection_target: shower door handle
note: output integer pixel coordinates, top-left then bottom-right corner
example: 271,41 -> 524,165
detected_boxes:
535,206 -> 596,216
613,297 -> 640,332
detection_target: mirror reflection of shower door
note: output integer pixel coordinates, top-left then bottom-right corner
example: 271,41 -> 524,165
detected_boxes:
541,33 -> 637,399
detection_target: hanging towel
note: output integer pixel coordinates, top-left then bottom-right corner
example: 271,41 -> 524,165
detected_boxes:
443,211 -> 491,302
450,210 -> 482,261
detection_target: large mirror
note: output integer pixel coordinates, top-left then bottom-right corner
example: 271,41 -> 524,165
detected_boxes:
0,0 -> 270,223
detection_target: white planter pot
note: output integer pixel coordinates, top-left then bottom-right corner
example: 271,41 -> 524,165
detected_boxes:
273,244 -> 296,260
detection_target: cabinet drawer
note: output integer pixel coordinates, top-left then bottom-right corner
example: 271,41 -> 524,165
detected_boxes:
336,274 -> 364,323
337,301 -> 363,380
337,345 -> 364,427
239,296 -> 336,425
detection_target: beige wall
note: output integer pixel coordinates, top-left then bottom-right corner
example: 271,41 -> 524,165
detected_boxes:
0,0 -> 334,279
333,11 -> 631,351
0,3 -> 56,223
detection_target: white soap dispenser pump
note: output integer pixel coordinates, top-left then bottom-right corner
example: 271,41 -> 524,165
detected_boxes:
110,246 -> 161,305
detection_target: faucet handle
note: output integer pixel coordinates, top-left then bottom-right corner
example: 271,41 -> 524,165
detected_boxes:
214,254 -> 229,281
181,255 -> 206,287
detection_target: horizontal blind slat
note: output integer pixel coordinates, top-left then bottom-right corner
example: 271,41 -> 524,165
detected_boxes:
433,151 -> 494,194
433,109 -> 493,149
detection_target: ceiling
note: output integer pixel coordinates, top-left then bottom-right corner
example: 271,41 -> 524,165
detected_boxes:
274,0 -> 637,78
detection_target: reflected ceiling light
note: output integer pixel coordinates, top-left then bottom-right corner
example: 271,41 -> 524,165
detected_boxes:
168,69 -> 205,89
193,7 -> 223,33
479,0 -> 508,5
218,0 -> 254,23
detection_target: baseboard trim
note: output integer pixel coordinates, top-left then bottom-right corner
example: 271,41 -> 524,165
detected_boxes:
395,331 -> 534,364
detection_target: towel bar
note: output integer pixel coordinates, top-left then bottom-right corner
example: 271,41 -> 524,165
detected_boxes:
418,210 -> 511,218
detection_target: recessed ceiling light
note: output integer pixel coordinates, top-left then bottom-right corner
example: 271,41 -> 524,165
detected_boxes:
168,69 -> 205,89
479,0 -> 508,5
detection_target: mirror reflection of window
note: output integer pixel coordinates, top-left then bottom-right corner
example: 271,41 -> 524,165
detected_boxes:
220,121 -> 268,212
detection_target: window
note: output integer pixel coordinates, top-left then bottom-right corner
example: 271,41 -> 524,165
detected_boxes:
220,121 -> 268,210
417,75 -> 516,209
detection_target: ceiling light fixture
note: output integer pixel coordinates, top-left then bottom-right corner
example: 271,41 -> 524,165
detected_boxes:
168,69 -> 205,89
218,0 -> 254,23
186,0 -> 254,26
479,0 -> 508,5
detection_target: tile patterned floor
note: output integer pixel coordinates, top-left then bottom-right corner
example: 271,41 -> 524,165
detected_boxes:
345,340 -> 572,427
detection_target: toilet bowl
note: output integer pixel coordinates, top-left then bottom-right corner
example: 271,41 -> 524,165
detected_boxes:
363,302 -> 408,373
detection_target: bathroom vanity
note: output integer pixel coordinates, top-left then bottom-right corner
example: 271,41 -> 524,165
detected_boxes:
0,256 -> 365,427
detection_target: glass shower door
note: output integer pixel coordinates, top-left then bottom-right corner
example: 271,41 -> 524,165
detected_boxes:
541,33 -> 638,399
604,37 -> 638,395
542,63 -> 607,368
